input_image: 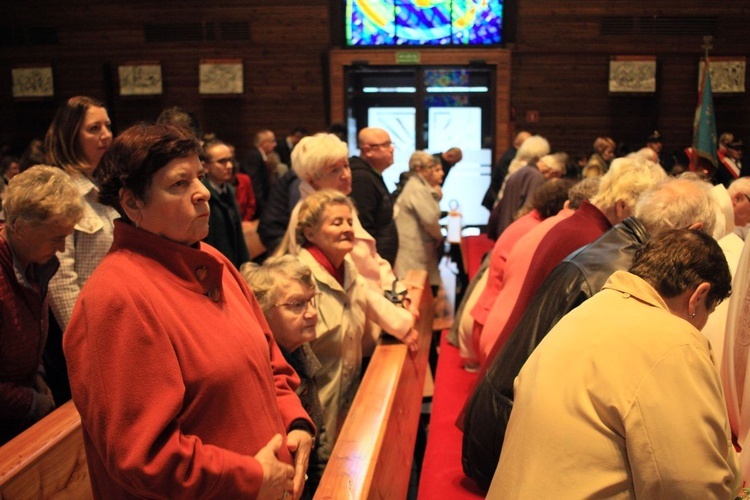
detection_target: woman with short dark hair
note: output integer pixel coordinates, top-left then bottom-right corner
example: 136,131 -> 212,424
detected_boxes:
65,123 -> 314,499
488,228 -> 738,497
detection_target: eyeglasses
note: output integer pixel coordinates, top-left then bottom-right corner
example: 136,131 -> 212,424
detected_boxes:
273,292 -> 320,315
365,141 -> 393,150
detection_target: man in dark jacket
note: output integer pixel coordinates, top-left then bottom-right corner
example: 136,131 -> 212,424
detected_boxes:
241,129 -> 277,219
433,147 -> 463,185
258,169 -> 302,255
349,127 -> 399,265
203,140 -> 250,269
274,126 -> 309,167
462,177 -> 717,491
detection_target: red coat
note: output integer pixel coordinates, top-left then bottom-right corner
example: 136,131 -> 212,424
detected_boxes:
234,172 -> 257,222
65,221 -> 313,499
0,227 -> 58,443
481,201 -> 611,365
471,209 -> 543,327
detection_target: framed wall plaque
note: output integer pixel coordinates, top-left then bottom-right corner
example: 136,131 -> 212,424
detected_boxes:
12,66 -> 54,98
118,62 -> 163,96
699,57 -> 746,93
199,59 -> 243,95
609,56 -> 657,94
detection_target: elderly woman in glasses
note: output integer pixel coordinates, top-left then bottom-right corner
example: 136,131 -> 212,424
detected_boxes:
242,255 -> 327,497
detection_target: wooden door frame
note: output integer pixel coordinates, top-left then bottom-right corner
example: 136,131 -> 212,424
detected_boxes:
329,48 -> 512,160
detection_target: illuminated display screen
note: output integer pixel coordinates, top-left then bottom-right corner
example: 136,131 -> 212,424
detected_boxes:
346,0 -> 504,46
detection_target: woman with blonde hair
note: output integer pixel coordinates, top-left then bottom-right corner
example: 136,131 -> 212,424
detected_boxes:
584,136 -> 616,177
291,189 -> 416,460
0,166 -> 83,444
43,95 -> 117,403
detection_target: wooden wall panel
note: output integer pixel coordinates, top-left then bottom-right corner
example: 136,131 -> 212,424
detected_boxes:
1,0 -> 749,166
0,1 -> 331,158
511,1 -> 750,160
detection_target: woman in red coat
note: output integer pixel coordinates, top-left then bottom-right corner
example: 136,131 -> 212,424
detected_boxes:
64,123 -> 314,500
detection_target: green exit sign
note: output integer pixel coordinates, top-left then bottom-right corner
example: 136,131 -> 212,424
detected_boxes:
396,52 -> 421,64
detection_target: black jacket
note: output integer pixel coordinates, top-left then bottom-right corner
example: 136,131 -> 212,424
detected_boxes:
461,217 -> 649,491
258,169 -> 301,254
202,180 -> 251,269
349,156 -> 399,265
241,148 -> 270,218
482,146 -> 516,210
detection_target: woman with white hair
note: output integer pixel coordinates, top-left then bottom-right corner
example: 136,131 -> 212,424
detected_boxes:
276,133 -> 418,354
487,135 -> 551,239
242,255 -> 327,496
491,152 -> 567,238
394,151 -> 444,294
0,165 -> 83,444
505,135 -> 551,178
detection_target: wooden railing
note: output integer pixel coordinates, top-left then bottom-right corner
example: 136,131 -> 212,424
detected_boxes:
314,270 -> 433,500
0,270 -> 432,500
0,400 -> 91,499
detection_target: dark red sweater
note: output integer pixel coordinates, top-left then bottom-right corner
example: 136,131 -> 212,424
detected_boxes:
0,227 -> 59,443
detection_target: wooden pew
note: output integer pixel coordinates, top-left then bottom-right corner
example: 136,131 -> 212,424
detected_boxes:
0,270 -> 432,500
315,270 -> 433,500
0,400 -> 91,499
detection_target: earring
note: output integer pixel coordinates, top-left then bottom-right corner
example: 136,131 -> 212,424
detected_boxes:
688,311 -> 696,319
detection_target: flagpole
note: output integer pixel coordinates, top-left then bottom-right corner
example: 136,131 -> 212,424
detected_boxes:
691,35 -> 716,174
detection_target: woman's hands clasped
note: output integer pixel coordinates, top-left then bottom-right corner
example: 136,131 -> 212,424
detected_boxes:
286,429 -> 313,499
255,434 -> 294,500
256,430 -> 313,500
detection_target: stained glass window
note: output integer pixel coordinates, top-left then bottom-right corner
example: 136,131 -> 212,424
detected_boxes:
346,0 -> 504,46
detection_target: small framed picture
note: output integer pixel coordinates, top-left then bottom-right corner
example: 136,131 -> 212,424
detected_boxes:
609,56 -> 657,94
199,59 -> 243,95
118,62 -> 163,96
12,66 -> 54,98
699,57 -> 746,93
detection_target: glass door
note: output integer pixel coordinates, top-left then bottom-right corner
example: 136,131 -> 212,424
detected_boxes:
345,65 -> 494,227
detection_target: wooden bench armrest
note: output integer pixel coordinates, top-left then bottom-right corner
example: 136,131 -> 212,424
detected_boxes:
0,400 -> 91,498
0,271 -> 432,500
314,269 -> 432,499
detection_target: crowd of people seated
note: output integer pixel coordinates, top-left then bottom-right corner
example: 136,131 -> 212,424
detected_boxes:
3,95 -> 750,498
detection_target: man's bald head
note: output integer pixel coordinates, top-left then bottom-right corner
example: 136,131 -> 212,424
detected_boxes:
358,127 -> 394,173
